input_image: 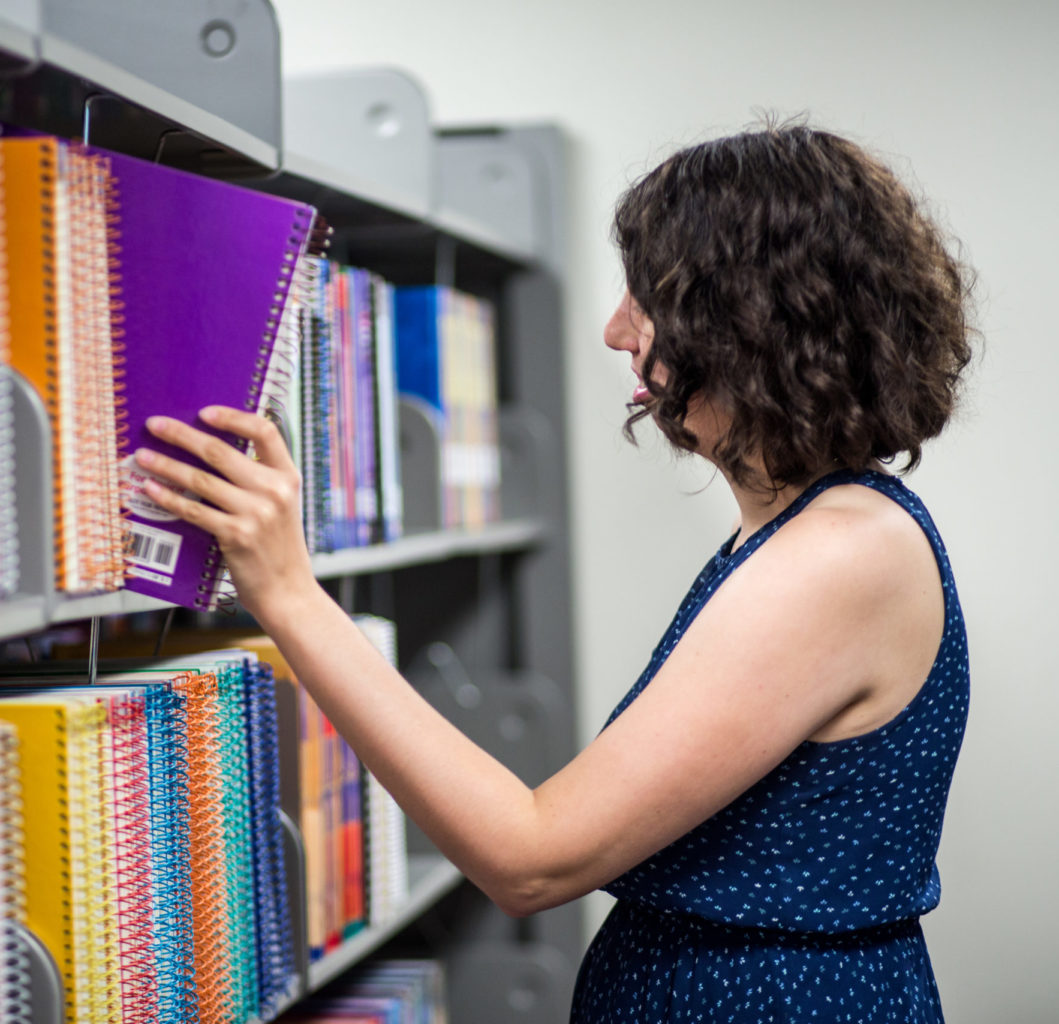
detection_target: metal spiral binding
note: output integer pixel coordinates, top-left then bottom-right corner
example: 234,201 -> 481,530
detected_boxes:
0,144 -> 18,601
244,660 -> 297,1016
195,209 -> 330,611
51,707 -> 74,1022
215,662 -> 258,1021
36,143 -> 64,591
66,699 -> 120,1021
64,149 -> 127,593
107,693 -> 158,1024
143,685 -> 197,1024
0,722 -> 31,1024
175,672 -> 237,1022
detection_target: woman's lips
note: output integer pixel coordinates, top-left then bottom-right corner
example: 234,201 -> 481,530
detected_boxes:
632,382 -> 650,404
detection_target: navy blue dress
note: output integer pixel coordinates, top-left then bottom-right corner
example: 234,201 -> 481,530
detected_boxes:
571,470 -> 969,1023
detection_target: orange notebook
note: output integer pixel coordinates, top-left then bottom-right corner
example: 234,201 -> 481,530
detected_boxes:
0,136 -> 125,593
170,670 -> 236,1024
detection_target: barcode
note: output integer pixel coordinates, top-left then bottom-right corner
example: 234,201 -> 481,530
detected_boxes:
126,523 -> 182,575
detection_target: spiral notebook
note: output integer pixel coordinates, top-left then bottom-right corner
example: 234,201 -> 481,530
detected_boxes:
0,148 -> 16,598
0,136 -> 127,594
96,146 -> 324,610
0,720 -> 29,1024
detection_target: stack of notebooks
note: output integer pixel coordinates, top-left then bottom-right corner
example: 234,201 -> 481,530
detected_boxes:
294,259 -> 403,554
0,128 -> 324,610
0,650 -> 298,1024
239,619 -> 409,962
284,263 -> 506,549
0,126 -> 507,612
278,958 -> 447,1024
394,286 -> 502,531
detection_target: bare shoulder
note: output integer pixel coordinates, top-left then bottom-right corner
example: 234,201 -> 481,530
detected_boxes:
741,477 -> 944,741
780,479 -> 938,591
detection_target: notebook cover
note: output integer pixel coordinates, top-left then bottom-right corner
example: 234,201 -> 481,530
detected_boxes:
372,277 -> 403,543
65,147 -> 127,592
94,146 -> 317,609
244,658 -> 297,1015
0,695 -> 97,1021
0,720 -> 29,1024
353,267 -> 379,546
0,146 -> 16,597
169,670 -> 236,1024
1,138 -> 68,588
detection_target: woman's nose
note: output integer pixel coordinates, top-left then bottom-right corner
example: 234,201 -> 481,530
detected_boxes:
604,292 -> 636,353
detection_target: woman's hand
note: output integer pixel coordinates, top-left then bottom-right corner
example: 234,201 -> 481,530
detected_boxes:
133,405 -> 318,625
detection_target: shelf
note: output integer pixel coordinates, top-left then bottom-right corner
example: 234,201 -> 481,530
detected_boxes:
38,35 -> 278,171
0,518 -> 546,642
0,2 -> 282,176
302,855 -> 463,998
310,518 -> 546,579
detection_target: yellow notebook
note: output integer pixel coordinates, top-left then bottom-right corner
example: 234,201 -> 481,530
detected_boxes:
0,692 -> 121,1022
0,719 -> 29,1022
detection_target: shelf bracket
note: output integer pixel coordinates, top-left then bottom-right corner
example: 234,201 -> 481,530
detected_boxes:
12,920 -> 64,1024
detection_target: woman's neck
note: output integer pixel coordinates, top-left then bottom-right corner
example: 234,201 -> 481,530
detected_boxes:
724,461 -> 850,552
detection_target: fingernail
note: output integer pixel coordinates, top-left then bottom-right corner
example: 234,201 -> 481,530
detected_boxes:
135,447 -> 155,465
200,406 -> 219,424
146,416 -> 165,432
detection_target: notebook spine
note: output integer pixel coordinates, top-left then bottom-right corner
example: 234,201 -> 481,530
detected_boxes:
177,672 -> 236,1024
108,694 -> 157,1024
46,704 -> 74,1021
196,206 -> 321,610
67,699 -> 121,1021
215,664 -> 259,1022
0,143 -> 18,600
244,660 -> 296,1015
35,142 -> 64,590
144,686 -> 197,1024
101,156 -> 129,590
0,721 -> 31,1024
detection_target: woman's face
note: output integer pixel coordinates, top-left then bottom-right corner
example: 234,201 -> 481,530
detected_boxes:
604,288 -> 731,461
603,289 -> 661,405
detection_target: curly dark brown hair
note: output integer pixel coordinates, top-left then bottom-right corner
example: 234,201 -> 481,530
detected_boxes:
615,122 -> 976,489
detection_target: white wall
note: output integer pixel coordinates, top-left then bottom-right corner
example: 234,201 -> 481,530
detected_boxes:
272,2 -> 1059,1019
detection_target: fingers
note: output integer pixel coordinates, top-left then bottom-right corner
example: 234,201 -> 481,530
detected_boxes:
144,413 -> 263,490
134,444 -> 251,518
135,460 -> 231,537
199,405 -> 293,469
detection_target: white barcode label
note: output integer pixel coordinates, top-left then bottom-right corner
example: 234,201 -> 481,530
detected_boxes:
126,522 -> 182,576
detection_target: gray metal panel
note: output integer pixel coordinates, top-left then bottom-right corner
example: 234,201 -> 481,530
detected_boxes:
15,921 -> 64,1024
446,941 -> 577,1024
283,69 -> 433,220
11,369 -> 51,599
0,0 -> 40,70
435,131 -> 541,260
40,0 -> 281,149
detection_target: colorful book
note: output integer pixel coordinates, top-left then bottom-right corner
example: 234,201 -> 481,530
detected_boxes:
95,145 -> 322,609
372,276 -> 403,543
393,285 -> 501,530
0,719 -> 29,1024
352,268 -> 380,546
0,158 -> 16,598
0,136 -> 126,594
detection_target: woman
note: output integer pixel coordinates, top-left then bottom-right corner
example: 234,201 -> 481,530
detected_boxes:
134,123 -> 975,1022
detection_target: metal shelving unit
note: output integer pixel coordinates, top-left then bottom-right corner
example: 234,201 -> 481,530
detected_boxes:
0,4 -> 580,1021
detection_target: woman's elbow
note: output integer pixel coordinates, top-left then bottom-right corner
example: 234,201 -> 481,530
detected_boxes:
485,870 -> 580,919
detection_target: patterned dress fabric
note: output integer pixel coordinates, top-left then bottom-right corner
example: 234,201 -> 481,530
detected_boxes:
571,470 -> 969,1023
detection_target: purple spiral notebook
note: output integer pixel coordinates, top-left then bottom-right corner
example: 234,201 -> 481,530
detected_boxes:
96,147 -> 319,610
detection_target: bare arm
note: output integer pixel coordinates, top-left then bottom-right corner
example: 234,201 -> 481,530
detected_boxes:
135,407 -> 939,916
